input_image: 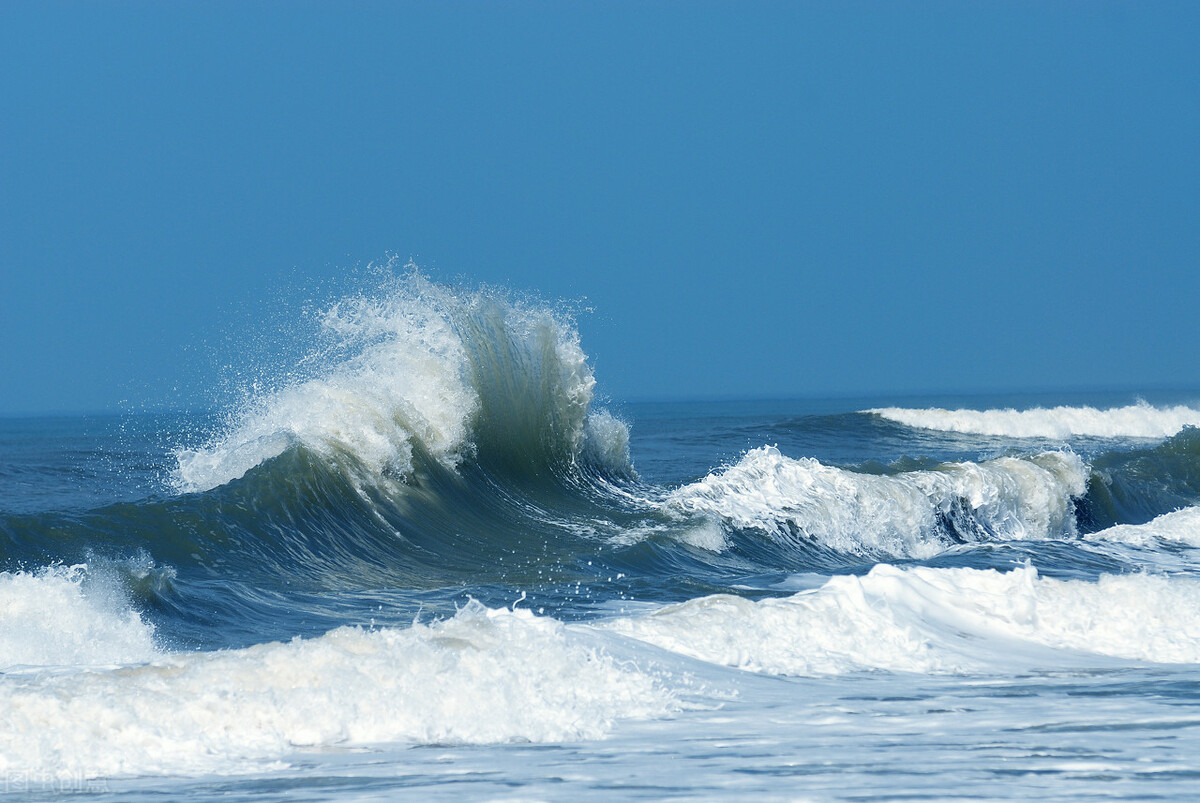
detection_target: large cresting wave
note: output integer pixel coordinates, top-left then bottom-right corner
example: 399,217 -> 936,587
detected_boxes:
173,267 -> 632,495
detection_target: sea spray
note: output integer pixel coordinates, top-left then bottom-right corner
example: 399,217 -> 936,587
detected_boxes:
173,268 -> 632,494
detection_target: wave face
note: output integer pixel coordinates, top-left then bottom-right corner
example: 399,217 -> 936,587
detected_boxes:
1078,427 -> 1200,529
869,401 -> 1200,439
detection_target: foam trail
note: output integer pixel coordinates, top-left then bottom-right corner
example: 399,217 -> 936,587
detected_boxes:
608,564 -> 1200,676
869,401 -> 1200,439
665,447 -> 1087,557
0,602 -> 676,780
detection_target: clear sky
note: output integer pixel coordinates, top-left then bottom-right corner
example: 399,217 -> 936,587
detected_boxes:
2,1 -> 1198,415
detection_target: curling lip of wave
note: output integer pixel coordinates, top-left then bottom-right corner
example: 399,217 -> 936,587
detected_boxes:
869,401 -> 1200,439
663,446 -> 1087,557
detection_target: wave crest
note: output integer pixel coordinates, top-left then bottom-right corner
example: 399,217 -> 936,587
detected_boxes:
173,269 -> 629,494
869,401 -> 1200,440
665,447 -> 1087,557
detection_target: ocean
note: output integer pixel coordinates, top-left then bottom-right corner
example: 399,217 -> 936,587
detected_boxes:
3,272 -> 1200,801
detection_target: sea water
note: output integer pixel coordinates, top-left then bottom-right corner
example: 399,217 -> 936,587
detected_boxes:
3,271 -> 1200,800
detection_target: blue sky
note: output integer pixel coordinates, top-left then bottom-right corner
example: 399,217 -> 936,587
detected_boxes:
2,1 -> 1198,415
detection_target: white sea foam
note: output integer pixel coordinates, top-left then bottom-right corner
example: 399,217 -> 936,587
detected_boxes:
1085,506 -> 1200,548
173,269 -> 628,493
0,565 -> 159,671
7,559 -> 1200,782
608,564 -> 1200,675
869,401 -> 1200,439
174,277 -> 476,493
665,446 -> 1087,556
0,601 -> 677,780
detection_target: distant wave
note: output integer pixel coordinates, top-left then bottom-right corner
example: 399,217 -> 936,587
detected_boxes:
664,446 -> 1088,558
868,401 -> 1200,439
609,564 -> 1200,675
173,268 -> 631,495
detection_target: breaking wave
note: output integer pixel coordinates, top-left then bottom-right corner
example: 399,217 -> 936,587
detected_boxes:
609,564 -> 1200,675
173,268 -> 631,495
0,601 -> 677,780
869,401 -> 1200,440
0,564 -> 159,671
1085,505 -> 1200,548
664,446 -> 1088,558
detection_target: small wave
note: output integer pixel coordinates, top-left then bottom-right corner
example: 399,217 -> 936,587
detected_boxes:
664,446 -> 1087,558
607,564 -> 1200,675
868,401 -> 1200,439
1085,506 -> 1200,548
0,564 -> 159,671
0,601 -> 677,780
173,267 -> 631,494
